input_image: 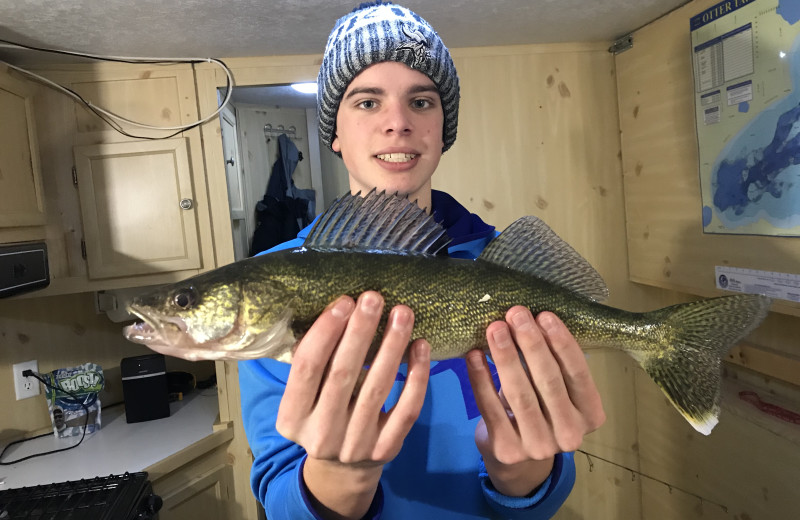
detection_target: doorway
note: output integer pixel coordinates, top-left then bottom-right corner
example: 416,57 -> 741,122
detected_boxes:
218,84 -> 349,260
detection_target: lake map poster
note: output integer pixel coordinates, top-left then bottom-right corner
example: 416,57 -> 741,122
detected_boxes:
692,0 -> 800,236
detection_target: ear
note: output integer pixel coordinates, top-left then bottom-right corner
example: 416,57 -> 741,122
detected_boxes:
331,134 -> 341,153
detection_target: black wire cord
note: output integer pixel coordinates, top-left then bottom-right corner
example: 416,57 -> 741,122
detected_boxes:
0,371 -> 94,465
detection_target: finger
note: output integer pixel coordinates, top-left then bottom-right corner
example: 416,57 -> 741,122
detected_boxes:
316,291 -> 385,413
356,306 -> 415,415
513,309 -> 586,451
498,387 -> 510,410
278,296 -> 354,429
487,317 -> 546,424
465,344 -> 518,442
376,337 -> 430,460
342,306 -> 415,460
507,308 -> 572,415
536,312 -> 605,429
489,317 -> 567,460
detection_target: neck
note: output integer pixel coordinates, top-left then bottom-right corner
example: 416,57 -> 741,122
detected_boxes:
412,190 -> 432,214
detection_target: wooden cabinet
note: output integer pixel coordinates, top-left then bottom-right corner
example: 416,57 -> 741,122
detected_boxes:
158,463 -> 234,520
9,62 -> 218,296
149,427 -> 236,520
0,66 -> 46,232
73,138 -> 201,279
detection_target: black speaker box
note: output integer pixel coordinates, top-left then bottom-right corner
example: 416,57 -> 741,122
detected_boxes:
121,353 -> 171,423
0,242 -> 50,298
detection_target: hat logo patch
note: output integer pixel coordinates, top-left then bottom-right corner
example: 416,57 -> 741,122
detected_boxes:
396,23 -> 431,69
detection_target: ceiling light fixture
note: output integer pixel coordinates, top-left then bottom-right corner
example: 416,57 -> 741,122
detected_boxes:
291,83 -> 317,94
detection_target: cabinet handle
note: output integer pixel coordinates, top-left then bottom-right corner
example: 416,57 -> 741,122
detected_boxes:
180,198 -> 194,210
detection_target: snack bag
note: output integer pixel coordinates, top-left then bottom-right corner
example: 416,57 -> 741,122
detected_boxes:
44,363 -> 104,438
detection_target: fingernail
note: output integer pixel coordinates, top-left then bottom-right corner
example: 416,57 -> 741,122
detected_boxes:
509,308 -> 533,330
491,326 -> 512,346
467,352 -> 484,368
361,292 -> 382,314
392,307 -> 410,328
330,297 -> 353,319
537,312 -> 558,332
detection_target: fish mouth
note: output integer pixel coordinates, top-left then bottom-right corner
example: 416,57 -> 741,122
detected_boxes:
123,304 -> 188,347
123,309 -> 216,361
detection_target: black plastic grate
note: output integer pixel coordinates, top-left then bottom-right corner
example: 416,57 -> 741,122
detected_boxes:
0,472 -> 150,519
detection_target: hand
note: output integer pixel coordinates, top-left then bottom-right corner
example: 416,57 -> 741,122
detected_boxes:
276,291 -> 430,520
466,307 -> 605,497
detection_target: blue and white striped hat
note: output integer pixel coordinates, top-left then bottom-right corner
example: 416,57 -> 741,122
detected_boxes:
317,2 -> 460,154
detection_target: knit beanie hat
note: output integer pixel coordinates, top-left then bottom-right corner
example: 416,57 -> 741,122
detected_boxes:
317,2 -> 460,153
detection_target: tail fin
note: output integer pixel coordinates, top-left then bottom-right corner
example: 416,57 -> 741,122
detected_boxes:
637,294 -> 771,435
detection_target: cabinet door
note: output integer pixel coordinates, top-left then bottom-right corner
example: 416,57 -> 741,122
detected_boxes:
0,68 -> 45,228
157,464 -> 233,520
73,138 -> 201,279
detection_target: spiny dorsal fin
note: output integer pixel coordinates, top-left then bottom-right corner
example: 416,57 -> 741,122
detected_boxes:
479,216 -> 608,301
304,190 -> 451,255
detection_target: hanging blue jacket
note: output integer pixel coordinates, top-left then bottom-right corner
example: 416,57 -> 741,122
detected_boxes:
249,133 -> 316,256
239,190 -> 576,519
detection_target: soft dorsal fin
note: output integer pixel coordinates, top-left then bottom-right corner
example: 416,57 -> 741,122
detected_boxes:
479,216 -> 608,301
304,190 -> 451,255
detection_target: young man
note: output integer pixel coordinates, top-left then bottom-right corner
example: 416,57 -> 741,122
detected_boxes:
239,3 -> 605,519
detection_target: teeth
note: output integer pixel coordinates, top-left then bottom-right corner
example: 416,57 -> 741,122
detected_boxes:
377,153 -> 416,162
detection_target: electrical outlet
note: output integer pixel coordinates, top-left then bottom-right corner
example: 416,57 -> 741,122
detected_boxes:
13,360 -> 40,400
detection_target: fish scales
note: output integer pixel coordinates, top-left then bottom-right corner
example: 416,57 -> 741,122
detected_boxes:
251,250 -> 652,360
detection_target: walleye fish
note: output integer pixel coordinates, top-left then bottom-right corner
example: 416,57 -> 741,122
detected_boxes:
124,190 -> 771,435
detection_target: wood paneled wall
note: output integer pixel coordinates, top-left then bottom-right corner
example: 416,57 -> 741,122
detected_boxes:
618,0 -> 800,320
617,0 -> 800,517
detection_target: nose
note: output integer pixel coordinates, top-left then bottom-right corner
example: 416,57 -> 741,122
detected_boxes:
383,101 -> 413,136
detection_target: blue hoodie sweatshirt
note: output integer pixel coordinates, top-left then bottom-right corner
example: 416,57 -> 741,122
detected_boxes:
239,190 -> 575,519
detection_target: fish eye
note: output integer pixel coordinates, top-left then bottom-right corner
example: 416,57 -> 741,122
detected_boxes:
173,287 -> 198,309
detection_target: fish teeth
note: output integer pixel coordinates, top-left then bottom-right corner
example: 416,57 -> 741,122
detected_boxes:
377,153 -> 416,162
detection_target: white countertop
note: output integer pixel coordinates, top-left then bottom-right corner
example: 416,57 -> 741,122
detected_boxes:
0,390 -> 220,490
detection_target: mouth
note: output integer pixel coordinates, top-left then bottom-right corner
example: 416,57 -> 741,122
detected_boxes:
376,152 -> 417,163
123,305 -> 188,346
123,320 -> 162,344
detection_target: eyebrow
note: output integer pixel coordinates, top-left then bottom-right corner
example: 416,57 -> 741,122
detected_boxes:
343,84 -> 439,100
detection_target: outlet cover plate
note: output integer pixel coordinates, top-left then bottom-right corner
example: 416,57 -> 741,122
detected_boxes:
13,360 -> 40,400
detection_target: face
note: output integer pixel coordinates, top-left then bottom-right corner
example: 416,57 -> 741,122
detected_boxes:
332,61 -> 445,210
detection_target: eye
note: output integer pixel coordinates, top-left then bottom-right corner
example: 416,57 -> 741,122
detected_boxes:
358,99 -> 376,109
173,287 -> 198,309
